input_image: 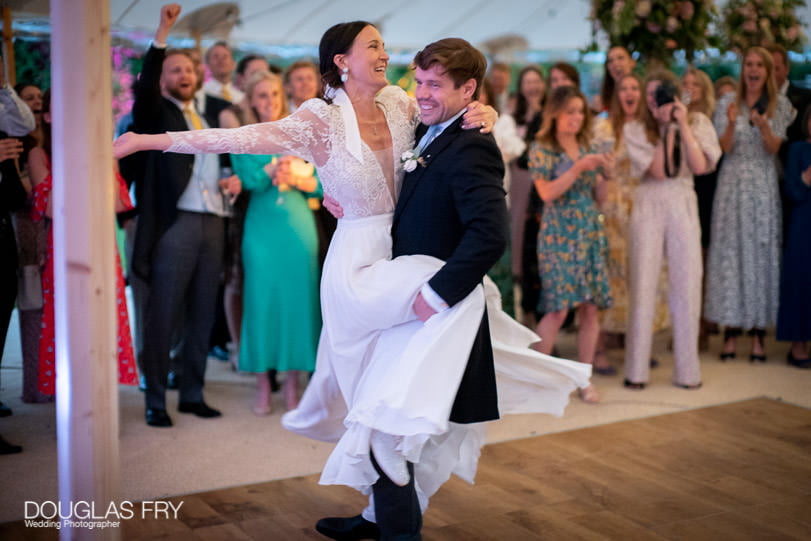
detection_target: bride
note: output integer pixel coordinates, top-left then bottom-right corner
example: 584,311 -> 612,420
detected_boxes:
114,17 -> 591,515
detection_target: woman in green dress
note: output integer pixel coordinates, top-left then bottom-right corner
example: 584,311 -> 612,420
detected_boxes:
529,86 -> 613,403
220,71 -> 322,414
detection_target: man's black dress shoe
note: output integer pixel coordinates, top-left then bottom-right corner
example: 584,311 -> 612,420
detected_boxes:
787,351 -> 811,369
178,401 -> 221,418
0,401 -> 12,417
315,515 -> 380,540
0,435 -> 22,455
145,408 -> 173,427
167,371 -> 180,390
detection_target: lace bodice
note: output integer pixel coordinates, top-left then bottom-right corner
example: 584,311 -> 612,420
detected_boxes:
167,86 -> 420,219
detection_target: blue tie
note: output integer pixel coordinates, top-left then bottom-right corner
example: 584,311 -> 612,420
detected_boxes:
417,124 -> 441,155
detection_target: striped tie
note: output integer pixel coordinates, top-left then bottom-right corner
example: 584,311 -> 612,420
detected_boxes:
183,104 -> 204,130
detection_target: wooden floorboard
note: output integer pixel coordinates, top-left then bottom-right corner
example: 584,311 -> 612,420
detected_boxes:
2,398 -> 809,540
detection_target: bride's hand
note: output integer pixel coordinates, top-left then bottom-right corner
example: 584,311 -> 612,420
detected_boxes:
463,101 -> 498,133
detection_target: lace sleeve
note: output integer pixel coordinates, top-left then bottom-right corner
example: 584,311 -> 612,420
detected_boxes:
166,100 -> 333,166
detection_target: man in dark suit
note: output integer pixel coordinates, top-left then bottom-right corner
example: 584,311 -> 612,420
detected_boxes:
0,61 -> 35,454
317,37 -> 508,541
132,4 -> 235,427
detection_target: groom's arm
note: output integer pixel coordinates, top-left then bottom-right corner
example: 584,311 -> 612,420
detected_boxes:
426,133 -> 507,308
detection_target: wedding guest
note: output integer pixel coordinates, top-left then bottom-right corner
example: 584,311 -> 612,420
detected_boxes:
530,85 -> 613,402
601,46 -> 636,112
203,41 -> 243,103
624,70 -> 721,390
682,67 -> 720,349
487,62 -> 512,114
0,61 -> 35,431
506,65 -> 546,327
10,83 -> 50,403
592,73 -> 670,374
284,60 -> 320,113
705,48 -> 793,362
548,62 -> 580,90
219,70 -> 322,413
29,91 -> 138,396
714,76 -> 737,101
777,107 -> 811,369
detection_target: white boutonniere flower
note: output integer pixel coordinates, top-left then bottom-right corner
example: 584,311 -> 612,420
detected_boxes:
400,149 -> 426,172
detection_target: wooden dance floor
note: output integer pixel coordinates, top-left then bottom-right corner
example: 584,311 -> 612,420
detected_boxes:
4,398 -> 810,540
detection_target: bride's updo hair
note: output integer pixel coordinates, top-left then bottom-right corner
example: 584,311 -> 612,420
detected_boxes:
319,21 -> 374,94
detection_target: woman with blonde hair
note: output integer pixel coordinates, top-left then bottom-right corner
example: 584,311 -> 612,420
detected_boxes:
705,47 -> 794,361
682,67 -> 720,348
219,70 -> 323,413
623,69 -> 721,390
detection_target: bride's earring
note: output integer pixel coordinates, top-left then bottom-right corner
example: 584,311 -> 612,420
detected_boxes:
340,67 -> 349,83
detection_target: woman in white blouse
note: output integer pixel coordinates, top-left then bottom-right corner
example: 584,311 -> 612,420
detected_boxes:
622,70 -> 721,390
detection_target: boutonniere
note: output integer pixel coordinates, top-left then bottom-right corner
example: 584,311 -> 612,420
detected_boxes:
400,149 -> 426,172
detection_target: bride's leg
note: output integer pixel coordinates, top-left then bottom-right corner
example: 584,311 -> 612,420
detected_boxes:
533,308 -> 568,354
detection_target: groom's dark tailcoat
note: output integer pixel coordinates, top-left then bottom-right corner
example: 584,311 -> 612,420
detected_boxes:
391,116 -> 508,424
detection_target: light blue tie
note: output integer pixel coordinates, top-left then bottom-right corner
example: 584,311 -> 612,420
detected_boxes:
417,124 -> 442,155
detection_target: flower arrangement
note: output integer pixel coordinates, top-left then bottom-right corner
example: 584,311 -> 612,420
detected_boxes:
400,149 -> 425,172
719,0 -> 806,54
589,0 -> 719,64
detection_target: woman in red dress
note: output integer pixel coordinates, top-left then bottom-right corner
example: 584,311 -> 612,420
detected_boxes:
28,91 -> 137,394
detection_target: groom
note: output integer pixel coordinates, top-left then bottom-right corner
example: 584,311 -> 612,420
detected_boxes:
317,38 -> 508,541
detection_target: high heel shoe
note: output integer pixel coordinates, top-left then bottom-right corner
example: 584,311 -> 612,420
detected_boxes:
623,379 -> 646,390
719,352 -> 736,361
749,353 -> 766,363
370,430 -> 409,486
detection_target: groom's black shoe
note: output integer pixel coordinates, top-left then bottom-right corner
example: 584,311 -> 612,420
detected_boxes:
315,515 -> 380,540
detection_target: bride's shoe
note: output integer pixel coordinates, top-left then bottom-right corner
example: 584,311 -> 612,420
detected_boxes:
370,430 -> 410,486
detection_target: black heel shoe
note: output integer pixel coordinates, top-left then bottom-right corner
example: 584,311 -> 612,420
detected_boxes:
623,379 -> 646,390
719,352 -> 736,361
748,329 -> 766,362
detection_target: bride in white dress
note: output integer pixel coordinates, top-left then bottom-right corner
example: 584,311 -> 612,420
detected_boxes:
114,21 -> 591,513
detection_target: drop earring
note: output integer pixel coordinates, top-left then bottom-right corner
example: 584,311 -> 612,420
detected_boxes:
340,67 -> 349,83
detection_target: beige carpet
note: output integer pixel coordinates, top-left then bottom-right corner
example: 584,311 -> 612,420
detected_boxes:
1,309 -> 810,524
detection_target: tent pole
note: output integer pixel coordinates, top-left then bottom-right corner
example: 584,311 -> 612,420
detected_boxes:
51,0 -> 120,539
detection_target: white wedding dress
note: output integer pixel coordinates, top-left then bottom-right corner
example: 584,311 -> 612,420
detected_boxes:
167,85 -> 592,510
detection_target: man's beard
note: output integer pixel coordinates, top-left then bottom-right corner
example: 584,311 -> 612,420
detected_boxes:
167,86 -> 195,102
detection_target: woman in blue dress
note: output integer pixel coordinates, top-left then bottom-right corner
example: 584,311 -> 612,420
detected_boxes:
778,107 -> 811,368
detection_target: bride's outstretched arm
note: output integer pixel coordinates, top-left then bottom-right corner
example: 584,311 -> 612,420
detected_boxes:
115,109 -> 326,162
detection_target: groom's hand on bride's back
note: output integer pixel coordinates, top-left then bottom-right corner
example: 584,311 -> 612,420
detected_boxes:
413,292 -> 437,322
323,194 -> 344,219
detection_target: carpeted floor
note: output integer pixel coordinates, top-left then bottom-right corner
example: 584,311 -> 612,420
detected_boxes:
1,309 -> 810,524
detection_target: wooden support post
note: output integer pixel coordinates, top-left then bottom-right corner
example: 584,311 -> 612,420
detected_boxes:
51,0 -> 119,539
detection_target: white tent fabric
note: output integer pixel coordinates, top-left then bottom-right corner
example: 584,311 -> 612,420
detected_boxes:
9,0 -> 594,54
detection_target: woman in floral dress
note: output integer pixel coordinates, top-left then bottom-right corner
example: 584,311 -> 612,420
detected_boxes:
705,47 -> 793,361
530,86 -> 613,402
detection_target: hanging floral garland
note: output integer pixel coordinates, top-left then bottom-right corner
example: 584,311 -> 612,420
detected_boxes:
588,0 -> 719,64
719,0 -> 806,54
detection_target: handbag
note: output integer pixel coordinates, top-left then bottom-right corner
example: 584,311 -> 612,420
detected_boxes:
17,264 -> 43,311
